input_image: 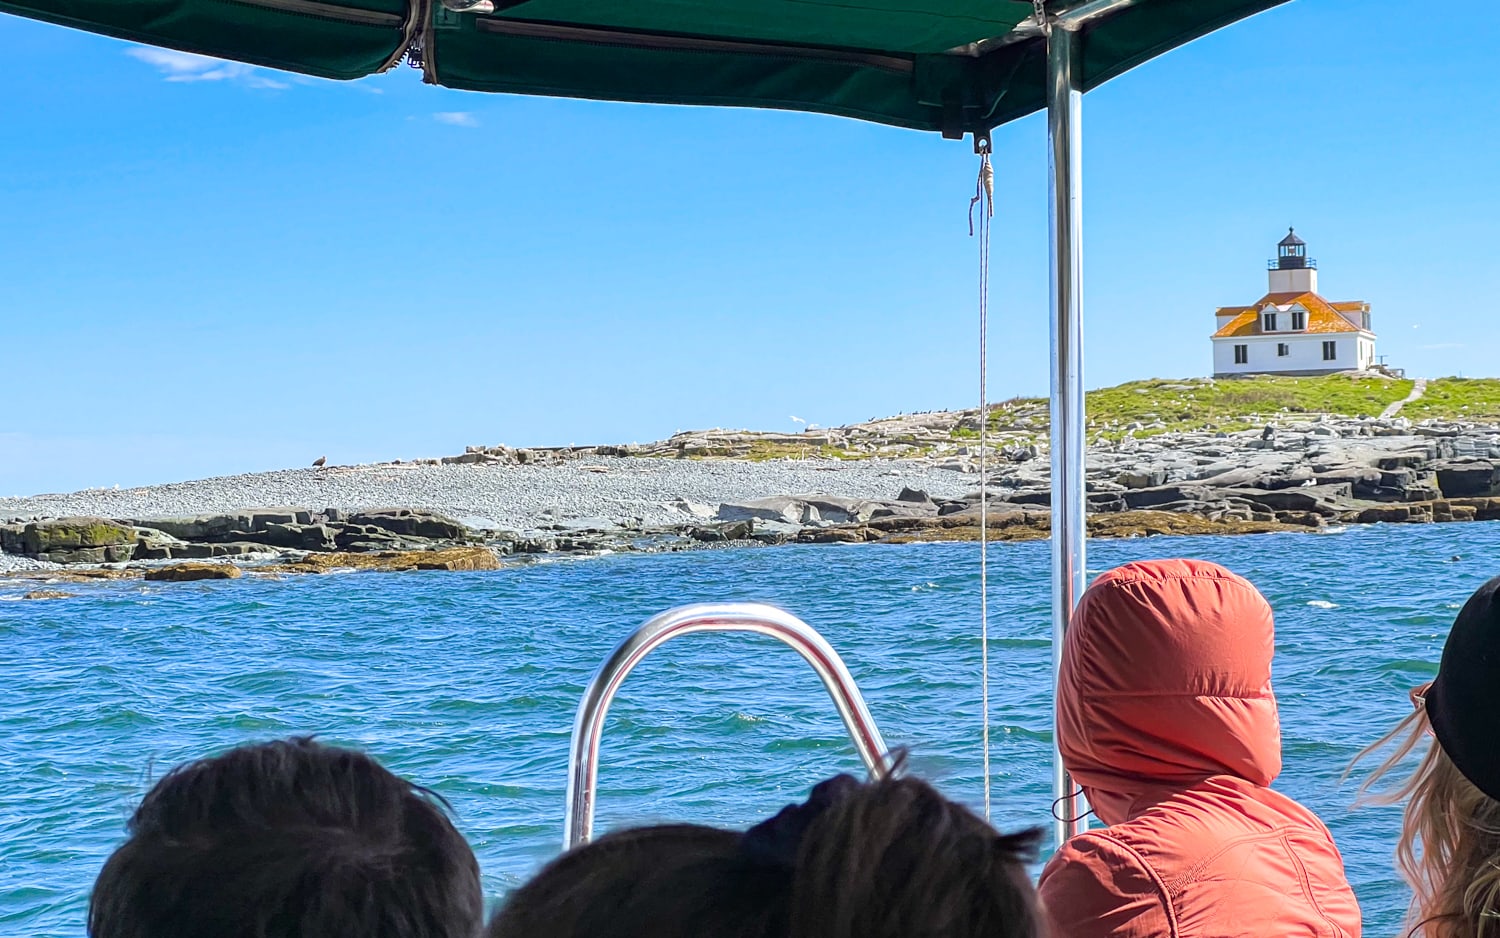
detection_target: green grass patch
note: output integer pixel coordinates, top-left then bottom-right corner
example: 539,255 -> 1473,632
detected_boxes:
744,441 -> 875,461
984,375 -> 1415,437
1402,378 -> 1500,421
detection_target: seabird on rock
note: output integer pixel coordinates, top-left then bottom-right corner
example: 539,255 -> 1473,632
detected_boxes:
312,456 -> 327,468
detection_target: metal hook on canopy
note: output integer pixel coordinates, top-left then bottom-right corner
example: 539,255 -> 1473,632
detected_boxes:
1033,0 -> 1053,34
562,602 -> 891,850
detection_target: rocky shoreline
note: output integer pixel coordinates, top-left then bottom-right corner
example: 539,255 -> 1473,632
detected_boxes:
4,409 -> 1499,586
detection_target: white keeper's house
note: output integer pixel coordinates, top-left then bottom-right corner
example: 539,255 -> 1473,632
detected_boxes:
1211,229 -> 1376,377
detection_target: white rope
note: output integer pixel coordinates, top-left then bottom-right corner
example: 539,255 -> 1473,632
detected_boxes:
970,137 -> 995,821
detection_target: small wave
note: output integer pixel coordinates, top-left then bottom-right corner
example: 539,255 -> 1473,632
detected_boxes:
909,581 -> 940,592
1307,600 -> 1339,609
993,724 -> 1052,743
1377,658 -> 1441,675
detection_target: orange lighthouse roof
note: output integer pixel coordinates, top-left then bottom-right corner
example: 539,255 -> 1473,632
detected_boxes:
1212,292 -> 1368,338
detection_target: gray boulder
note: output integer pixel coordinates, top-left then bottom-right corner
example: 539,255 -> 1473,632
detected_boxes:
210,542 -> 277,558
689,520 -> 755,542
333,525 -> 402,550
1123,485 -> 1215,510
346,509 -> 466,540
250,509 -> 313,530
1117,469 -> 1168,489
1224,484 -> 1353,515
1377,451 -> 1434,471
803,496 -> 876,524
21,518 -> 136,556
750,519 -> 802,544
134,526 -> 186,558
717,497 -> 805,524
299,524 -> 339,551
867,502 -> 939,521
1005,490 -> 1051,507
0,523 -> 24,555
136,513 -> 253,542
262,522 -> 308,548
667,498 -> 716,520
1436,461 -> 1500,498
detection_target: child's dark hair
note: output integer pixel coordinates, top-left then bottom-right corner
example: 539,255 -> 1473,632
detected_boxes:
488,769 -> 1044,938
88,736 -> 483,938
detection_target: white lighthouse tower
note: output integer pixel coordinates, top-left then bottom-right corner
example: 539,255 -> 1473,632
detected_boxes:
1268,228 -> 1316,293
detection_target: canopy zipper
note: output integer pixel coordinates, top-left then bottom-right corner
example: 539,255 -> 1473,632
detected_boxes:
473,18 -> 913,75
380,0 -> 429,71
223,0 -> 404,28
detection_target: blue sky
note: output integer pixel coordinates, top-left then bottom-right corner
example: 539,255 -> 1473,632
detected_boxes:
3,1 -> 1498,495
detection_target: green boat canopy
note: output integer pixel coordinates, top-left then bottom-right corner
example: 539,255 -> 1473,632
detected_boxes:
1,0 -> 1285,133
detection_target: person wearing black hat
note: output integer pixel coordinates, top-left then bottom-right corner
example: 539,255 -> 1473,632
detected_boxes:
1355,574 -> 1500,938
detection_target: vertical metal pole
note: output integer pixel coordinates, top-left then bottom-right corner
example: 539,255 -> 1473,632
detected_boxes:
1047,22 -> 1090,846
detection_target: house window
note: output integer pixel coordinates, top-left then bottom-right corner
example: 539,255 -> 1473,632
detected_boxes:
1278,343 -> 1290,357
1262,313 -> 1276,332
1322,341 -> 1337,361
1291,310 -> 1306,330
1234,344 -> 1248,365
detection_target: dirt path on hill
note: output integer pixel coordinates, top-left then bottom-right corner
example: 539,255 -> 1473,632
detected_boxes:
1380,377 -> 1428,419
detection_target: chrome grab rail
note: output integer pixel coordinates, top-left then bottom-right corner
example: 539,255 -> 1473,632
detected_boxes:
562,602 -> 891,849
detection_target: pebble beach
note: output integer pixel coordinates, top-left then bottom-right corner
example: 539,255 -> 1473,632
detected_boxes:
0,458 -> 976,573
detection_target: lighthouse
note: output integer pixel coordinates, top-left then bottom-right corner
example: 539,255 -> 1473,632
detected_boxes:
1210,230 -> 1376,377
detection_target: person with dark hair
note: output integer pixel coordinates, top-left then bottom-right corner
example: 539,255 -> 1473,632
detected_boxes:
488,770 -> 1044,938
89,736 -> 483,938
1039,559 -> 1361,938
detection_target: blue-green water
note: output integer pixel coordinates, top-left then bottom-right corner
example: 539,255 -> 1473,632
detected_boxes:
4,523 -> 1497,936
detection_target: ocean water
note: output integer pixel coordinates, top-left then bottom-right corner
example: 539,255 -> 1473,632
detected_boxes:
4,523 -> 1497,936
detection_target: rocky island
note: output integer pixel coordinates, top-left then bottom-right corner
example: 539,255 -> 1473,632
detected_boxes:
4,375 -> 1499,584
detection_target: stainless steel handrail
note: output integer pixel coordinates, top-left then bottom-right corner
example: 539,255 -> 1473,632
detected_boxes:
1047,20 -> 1092,843
562,602 -> 891,849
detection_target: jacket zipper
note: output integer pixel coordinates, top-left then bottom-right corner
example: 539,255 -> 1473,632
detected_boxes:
473,18 -> 914,75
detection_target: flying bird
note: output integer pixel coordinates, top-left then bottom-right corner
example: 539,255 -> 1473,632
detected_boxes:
312,456 -> 327,468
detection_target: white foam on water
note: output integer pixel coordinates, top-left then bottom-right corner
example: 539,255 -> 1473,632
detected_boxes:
1307,600 -> 1339,609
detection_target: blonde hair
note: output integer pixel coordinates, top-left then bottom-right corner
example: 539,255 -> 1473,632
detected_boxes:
1355,710 -> 1500,938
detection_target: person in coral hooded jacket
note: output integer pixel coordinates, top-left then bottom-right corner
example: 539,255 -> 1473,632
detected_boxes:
1038,559 -> 1361,938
